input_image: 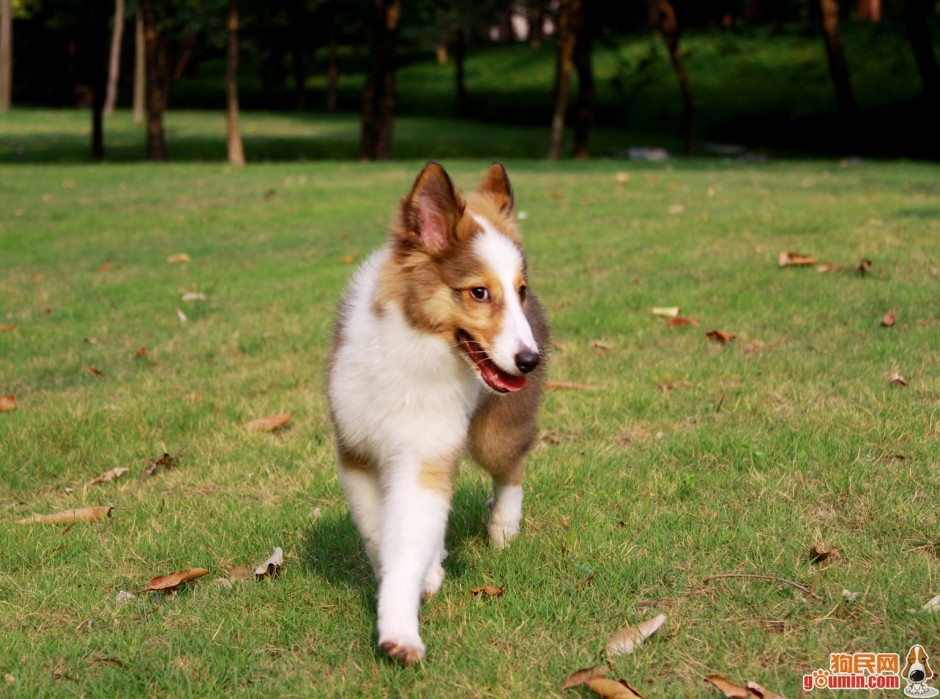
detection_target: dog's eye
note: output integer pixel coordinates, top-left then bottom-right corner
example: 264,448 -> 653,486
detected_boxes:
519,285 -> 527,301
470,287 -> 489,302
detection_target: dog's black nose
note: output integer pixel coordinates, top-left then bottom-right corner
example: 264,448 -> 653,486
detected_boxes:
911,670 -> 926,682
514,350 -> 540,374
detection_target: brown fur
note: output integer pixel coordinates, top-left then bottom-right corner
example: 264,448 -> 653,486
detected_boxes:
417,449 -> 461,497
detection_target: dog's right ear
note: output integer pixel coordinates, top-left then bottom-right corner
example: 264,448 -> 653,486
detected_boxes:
399,162 -> 464,253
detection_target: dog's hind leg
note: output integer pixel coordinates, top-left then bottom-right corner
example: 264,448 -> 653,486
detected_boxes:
337,449 -> 383,577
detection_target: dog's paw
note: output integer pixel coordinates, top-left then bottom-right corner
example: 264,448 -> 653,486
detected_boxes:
379,635 -> 425,666
422,561 -> 445,598
487,520 -> 519,549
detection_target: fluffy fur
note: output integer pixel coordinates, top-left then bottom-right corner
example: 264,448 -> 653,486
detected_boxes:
327,162 -> 548,664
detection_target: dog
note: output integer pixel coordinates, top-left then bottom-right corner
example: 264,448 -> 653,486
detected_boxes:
327,162 -> 547,665
903,645 -> 936,696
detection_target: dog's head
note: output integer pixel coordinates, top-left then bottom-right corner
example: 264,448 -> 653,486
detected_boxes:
381,162 -> 540,393
903,645 -> 934,684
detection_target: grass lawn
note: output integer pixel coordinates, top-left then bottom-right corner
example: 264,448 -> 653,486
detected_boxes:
1,153 -> 939,697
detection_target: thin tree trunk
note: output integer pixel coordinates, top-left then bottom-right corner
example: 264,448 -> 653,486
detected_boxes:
858,0 -> 881,20
454,28 -> 469,117
172,35 -> 195,80
528,1 -> 545,48
818,0 -> 857,120
226,0 -> 245,165
326,30 -> 339,112
656,0 -> 696,156
548,0 -> 577,160
573,0 -> 594,159
104,0 -> 124,115
132,11 -> 144,122
0,0 -> 11,112
903,0 -> 940,115
360,0 -> 400,161
140,0 -> 167,161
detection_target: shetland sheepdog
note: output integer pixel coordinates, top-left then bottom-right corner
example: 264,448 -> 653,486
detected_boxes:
327,162 -> 548,664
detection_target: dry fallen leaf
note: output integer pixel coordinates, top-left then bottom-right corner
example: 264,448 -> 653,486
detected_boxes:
89,657 -> 125,668
180,292 -> 208,302
244,413 -> 292,432
85,366 -> 104,379
144,451 -> 180,477
841,589 -> 861,601
652,306 -> 680,318
585,677 -> 646,698
135,347 -> 149,359
889,371 -> 908,387
546,381 -> 598,391
471,585 -> 505,598
665,316 -> 699,327
176,308 -> 188,323
606,613 -> 667,658
706,330 -> 736,344
922,594 -> 940,612
809,544 -> 840,565
778,251 -> 818,267
704,674 -> 757,698
0,395 -> 16,412
590,340 -> 614,351
857,258 -> 872,274
339,255 -> 355,264
745,680 -> 789,699
561,664 -> 607,690
141,568 -> 209,593
17,506 -> 113,525
85,467 -> 129,490
228,566 -> 253,581
816,263 -> 840,272
881,310 -> 896,327
167,253 -> 191,264
0,323 -> 16,332
97,263 -> 112,273
254,547 -> 284,579
667,204 -> 685,215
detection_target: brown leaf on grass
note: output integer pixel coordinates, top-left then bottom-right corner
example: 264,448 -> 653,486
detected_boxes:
585,677 -> 646,698
84,365 -> 104,379
881,310 -> 896,327
591,340 -> 614,351
547,380 -> 598,391
0,323 -> 16,332
17,505 -> 113,525
89,657 -> 125,668
706,330 -> 736,344
141,568 -> 209,593
889,371 -> 908,387
561,664 -> 607,690
778,251 -> 818,267
665,316 -> 700,327
547,190 -> 565,200
254,547 -> 284,579
471,585 -> 505,598
85,467 -> 129,490
339,255 -> 356,264
809,544 -> 840,565
857,258 -> 872,274
97,263 -> 113,273
704,674 -> 759,698
0,395 -> 16,412
606,614 -> 667,658
144,452 -> 180,477
745,680 -> 789,699
816,263 -> 840,272
244,413 -> 292,432
167,253 -> 191,264
135,347 -> 149,359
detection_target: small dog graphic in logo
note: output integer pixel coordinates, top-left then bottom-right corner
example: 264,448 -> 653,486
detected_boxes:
903,645 -> 937,697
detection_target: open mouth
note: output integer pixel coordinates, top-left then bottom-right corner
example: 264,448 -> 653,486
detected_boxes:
457,330 -> 526,393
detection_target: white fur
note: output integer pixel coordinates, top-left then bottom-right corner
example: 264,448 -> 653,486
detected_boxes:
471,215 -> 538,374
487,483 -> 523,549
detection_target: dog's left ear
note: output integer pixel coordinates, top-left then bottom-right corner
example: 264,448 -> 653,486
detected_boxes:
479,162 -> 514,214
926,655 -> 935,680
400,162 -> 465,253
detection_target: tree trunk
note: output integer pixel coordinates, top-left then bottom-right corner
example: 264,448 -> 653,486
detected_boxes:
360,0 -> 400,161
548,0 -> 577,160
656,0 -> 696,156
818,0 -> 857,121
226,0 -> 245,165
0,0 -> 11,112
132,11 -> 144,123
903,0 -> 940,115
528,1 -> 545,48
573,0 -> 594,159
326,29 -> 339,112
140,0 -> 167,161
104,0 -> 124,115
858,0 -> 881,21
172,35 -> 195,80
453,28 -> 469,117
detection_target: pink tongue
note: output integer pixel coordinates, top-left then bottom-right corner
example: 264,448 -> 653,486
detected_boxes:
481,363 -> 526,393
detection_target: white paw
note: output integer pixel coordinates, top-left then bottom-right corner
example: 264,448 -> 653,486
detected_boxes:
488,519 -> 519,549
422,561 -> 445,597
378,631 -> 425,666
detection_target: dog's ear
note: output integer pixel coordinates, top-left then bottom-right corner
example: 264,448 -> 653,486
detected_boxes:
902,658 -> 912,679
926,655 -> 935,680
479,162 -> 514,213
400,162 -> 464,253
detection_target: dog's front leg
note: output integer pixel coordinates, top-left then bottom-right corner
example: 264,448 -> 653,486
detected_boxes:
376,453 -> 455,665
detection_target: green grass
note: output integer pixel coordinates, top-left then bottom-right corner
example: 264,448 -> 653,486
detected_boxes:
1,155 -> 939,697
